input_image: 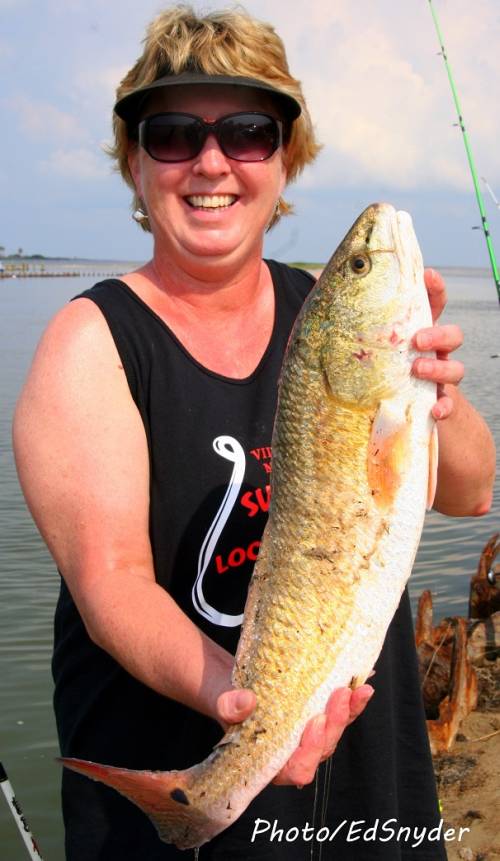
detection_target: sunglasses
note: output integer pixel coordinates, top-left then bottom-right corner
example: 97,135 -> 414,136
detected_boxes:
137,111 -> 284,163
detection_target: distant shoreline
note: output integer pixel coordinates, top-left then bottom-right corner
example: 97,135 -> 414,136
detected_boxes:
0,257 -> 492,274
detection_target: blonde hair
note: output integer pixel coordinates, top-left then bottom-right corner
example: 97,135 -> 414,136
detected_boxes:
109,5 -> 321,231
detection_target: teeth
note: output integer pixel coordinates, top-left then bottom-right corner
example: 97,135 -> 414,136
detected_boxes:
186,194 -> 237,209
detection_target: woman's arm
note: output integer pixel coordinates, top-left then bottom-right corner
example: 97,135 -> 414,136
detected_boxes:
13,298 -> 234,719
413,269 -> 496,516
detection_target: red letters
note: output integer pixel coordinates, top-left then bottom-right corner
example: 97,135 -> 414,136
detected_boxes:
250,446 -> 272,461
215,540 -> 261,573
240,485 -> 271,517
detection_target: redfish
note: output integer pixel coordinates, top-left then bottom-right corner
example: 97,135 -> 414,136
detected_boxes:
62,203 -> 438,849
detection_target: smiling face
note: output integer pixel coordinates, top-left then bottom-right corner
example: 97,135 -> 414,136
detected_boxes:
127,85 -> 288,277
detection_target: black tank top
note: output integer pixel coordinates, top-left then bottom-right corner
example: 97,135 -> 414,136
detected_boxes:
53,261 -> 445,861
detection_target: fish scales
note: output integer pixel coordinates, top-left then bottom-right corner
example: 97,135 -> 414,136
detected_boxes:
61,203 -> 437,849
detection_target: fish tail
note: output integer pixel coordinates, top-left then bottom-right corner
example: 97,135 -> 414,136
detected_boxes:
60,757 -> 216,849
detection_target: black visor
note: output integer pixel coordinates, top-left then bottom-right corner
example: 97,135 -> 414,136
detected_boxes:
114,71 -> 302,125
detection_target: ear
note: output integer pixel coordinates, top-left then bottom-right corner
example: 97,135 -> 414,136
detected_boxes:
278,156 -> 288,197
127,143 -> 143,198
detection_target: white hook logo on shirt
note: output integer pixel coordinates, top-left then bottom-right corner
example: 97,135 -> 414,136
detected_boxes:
191,436 -> 246,627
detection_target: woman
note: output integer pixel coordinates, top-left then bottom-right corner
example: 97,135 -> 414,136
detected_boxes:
13,6 -> 495,860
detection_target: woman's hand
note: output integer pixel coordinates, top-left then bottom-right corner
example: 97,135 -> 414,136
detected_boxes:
412,268 -> 464,420
216,684 -> 374,787
411,268 -> 495,515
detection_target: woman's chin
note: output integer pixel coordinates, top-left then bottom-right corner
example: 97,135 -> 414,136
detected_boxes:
173,230 -> 261,268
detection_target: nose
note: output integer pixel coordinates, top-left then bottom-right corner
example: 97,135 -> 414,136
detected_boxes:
192,133 -> 231,177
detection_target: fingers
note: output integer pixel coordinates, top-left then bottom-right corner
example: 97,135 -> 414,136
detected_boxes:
421,268 -> 466,411
321,688 -> 352,758
322,685 -> 373,757
412,357 -> 464,386
414,324 -> 463,354
346,684 -> 374,724
412,323 -> 465,404
273,714 -> 327,787
431,394 -> 454,421
216,688 -> 256,727
273,685 -> 374,787
424,268 -> 447,323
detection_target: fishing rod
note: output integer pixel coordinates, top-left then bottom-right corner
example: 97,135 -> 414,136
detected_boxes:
0,762 -> 44,860
427,0 -> 500,304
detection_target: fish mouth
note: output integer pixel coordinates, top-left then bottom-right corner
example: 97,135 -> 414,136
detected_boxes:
364,203 -> 424,296
185,194 -> 238,210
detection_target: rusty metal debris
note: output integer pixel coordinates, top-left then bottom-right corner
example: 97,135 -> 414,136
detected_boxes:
416,534 -> 500,755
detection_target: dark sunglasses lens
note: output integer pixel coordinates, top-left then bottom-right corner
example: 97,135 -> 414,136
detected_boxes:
220,114 -> 280,161
140,113 -> 281,162
144,115 -> 204,162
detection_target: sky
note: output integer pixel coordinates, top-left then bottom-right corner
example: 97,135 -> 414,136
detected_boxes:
1,0 -> 500,270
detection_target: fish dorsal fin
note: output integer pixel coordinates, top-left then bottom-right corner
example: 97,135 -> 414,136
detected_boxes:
367,399 -> 410,509
427,423 -> 439,510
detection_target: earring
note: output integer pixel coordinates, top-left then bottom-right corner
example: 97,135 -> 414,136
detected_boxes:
132,208 -> 148,223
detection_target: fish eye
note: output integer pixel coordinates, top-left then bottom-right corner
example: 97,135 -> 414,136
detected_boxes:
349,254 -> 372,276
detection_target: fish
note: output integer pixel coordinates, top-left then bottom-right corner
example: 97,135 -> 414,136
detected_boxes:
61,202 -> 438,849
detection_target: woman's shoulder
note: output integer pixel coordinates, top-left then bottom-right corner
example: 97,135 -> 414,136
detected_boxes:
265,260 -> 316,315
73,277 -> 136,310
265,259 -> 316,290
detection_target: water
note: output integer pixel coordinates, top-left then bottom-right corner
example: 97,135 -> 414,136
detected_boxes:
0,266 -> 498,860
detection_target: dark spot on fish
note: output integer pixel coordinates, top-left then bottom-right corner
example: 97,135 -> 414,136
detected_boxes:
253,728 -> 267,736
227,800 -> 232,810
365,226 -> 374,245
304,547 -> 338,563
171,788 -> 190,806
349,676 -> 358,690
200,791 -> 206,797
353,347 -> 373,362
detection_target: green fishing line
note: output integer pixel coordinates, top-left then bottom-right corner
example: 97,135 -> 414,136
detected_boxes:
428,0 -> 500,303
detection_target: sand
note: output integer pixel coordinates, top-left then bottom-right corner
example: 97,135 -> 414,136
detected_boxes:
433,663 -> 500,861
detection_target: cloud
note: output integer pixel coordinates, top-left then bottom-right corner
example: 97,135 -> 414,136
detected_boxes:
215,0 -> 500,192
72,63 -> 130,116
10,0 -> 496,193
0,37 -> 14,59
281,0 -> 500,192
9,95 -> 86,143
39,147 -> 109,179
2,0 -> 499,263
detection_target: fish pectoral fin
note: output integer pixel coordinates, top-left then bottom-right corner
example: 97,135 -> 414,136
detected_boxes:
60,757 -> 213,849
213,728 -> 241,749
367,399 -> 410,509
427,422 -> 439,510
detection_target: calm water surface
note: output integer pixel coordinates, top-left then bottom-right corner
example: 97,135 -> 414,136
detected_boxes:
0,266 -> 498,860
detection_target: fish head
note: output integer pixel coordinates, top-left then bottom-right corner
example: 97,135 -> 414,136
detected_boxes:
302,202 -> 433,408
